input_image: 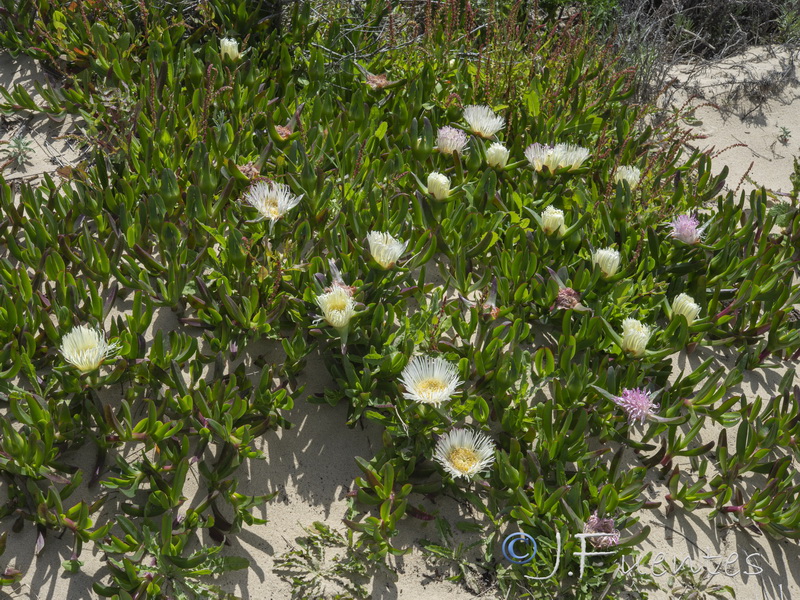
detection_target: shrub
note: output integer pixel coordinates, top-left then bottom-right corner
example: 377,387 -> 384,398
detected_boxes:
0,1 -> 797,598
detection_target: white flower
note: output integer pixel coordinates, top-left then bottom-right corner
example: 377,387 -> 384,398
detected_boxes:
367,231 -> 407,269
433,428 -> 495,479
241,181 -> 302,224
592,247 -> 620,278
427,171 -> 451,201
621,318 -> 651,357
525,143 -> 590,172
463,105 -> 505,138
60,325 -> 120,373
525,143 -> 561,172
554,144 -> 591,170
316,287 -> 356,330
541,206 -> 566,236
436,126 -> 468,155
399,355 -> 462,405
220,38 -> 240,61
615,165 -> 641,190
672,293 -> 701,325
486,142 -> 510,168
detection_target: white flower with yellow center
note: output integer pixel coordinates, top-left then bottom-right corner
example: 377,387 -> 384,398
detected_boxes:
60,325 -> 120,373
242,181 -> 302,224
463,105 -> 505,138
220,38 -> 240,61
672,293 -> 701,325
621,318 -> 651,357
541,206 -> 566,236
592,247 -> 620,278
614,165 -> 641,190
400,355 -> 462,406
486,142 -> 510,168
436,126 -> 469,155
427,171 -> 451,201
316,287 -> 356,330
433,429 -> 495,479
367,231 -> 407,269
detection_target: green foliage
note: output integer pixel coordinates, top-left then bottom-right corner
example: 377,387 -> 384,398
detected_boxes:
0,1 -> 797,598
420,518 -> 488,594
275,522 -> 370,600
94,514 -> 249,599
0,136 -> 34,169
0,531 -> 23,585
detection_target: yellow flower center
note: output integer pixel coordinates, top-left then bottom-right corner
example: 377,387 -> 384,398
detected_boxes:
264,197 -> 280,219
417,378 -> 446,399
448,447 -> 478,473
327,297 -> 348,312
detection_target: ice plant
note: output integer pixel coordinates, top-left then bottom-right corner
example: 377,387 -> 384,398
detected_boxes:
486,142 -> 510,168
427,171 -> 451,201
316,287 -> 356,330
355,63 -> 401,90
583,512 -> 620,549
433,429 -> 495,480
274,125 -> 292,140
525,143 -> 560,172
463,105 -> 505,138
554,144 -> 591,170
366,231 -> 407,269
672,293 -> 701,325
220,37 -> 240,61
545,267 -> 592,314
314,260 -> 358,353
241,181 -> 302,225
525,143 -> 590,172
612,388 -> 659,425
365,73 -> 394,90
670,214 -> 704,245
436,126 -> 468,155
592,247 -> 620,278
555,287 -> 582,310
620,318 -> 651,357
238,162 -> 260,180
399,355 -> 462,406
614,165 -> 641,190
60,325 -> 120,373
541,206 -> 566,236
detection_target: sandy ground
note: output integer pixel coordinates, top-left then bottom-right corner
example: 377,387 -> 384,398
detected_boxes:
0,47 -> 799,600
672,45 -> 800,197
0,53 -> 82,185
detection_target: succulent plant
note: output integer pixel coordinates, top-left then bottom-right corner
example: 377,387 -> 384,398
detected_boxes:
0,1 -> 796,599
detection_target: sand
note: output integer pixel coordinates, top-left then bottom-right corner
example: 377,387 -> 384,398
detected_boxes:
0,53 -> 82,185
1,45 -> 799,600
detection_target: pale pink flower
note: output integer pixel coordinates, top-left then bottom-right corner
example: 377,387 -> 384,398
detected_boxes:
436,126 -> 468,155
613,388 -> 659,425
670,214 -> 704,245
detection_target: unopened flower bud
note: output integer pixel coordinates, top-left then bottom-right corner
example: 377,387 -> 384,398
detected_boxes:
542,206 -> 566,236
427,171 -> 451,200
592,247 -> 620,278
